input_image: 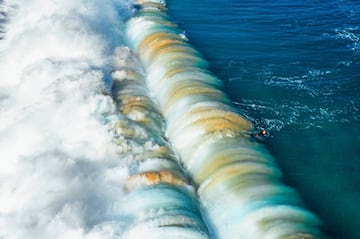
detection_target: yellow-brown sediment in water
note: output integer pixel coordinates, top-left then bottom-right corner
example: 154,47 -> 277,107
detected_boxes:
125,170 -> 190,192
110,46 -> 209,238
178,109 -> 252,131
282,233 -> 316,239
149,46 -> 201,63
125,1 -> 323,238
164,87 -> 226,109
138,32 -> 186,53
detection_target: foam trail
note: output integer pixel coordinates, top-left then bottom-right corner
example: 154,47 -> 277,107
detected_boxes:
0,0 -> 133,238
125,1 -> 324,238
108,47 -> 210,239
0,0 -> 211,238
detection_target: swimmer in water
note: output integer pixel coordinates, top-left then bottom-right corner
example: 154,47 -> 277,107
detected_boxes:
252,128 -> 270,141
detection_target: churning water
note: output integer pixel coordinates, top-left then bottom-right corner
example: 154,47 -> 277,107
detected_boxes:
168,1 -> 360,238
0,0 -> 359,239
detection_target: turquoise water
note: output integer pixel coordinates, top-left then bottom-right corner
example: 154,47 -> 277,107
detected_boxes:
0,0 -> 359,238
167,1 -> 360,239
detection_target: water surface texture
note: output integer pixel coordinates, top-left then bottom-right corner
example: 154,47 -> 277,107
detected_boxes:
0,0 -> 359,238
167,1 -> 360,239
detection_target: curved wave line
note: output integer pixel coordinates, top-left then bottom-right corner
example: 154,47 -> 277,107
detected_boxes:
125,1 -> 324,239
108,46 -> 210,239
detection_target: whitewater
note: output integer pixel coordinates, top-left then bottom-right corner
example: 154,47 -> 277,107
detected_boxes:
0,0 -> 326,239
0,1 -> 210,238
0,0 -> 135,238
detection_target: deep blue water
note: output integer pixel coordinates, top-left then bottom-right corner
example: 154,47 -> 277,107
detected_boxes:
168,1 -> 360,239
1,0 -> 359,238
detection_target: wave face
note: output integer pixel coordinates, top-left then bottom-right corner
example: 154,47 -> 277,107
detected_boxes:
125,1 -> 324,239
166,1 -> 360,238
0,0 -> 340,238
0,1 -> 210,238
110,47 -> 210,239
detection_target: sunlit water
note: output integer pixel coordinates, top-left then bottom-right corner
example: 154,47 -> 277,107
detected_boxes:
167,1 -> 360,239
0,0 -> 359,238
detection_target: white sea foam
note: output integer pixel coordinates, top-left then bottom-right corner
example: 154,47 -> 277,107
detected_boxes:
335,27 -> 360,52
0,0 -> 134,238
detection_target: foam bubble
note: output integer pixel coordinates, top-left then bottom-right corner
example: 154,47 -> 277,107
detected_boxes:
0,0 -> 132,238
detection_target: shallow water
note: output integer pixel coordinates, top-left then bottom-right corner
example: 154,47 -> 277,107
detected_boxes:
168,1 -> 360,238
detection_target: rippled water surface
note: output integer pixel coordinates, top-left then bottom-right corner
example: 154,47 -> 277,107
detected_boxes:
168,1 -> 360,238
0,0 -> 359,238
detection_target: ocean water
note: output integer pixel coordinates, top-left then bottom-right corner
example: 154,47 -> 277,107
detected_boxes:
0,0 -> 359,239
167,1 -> 360,239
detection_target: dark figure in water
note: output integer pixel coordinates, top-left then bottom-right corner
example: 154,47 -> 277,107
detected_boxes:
252,128 -> 270,141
